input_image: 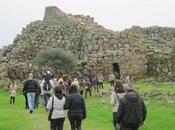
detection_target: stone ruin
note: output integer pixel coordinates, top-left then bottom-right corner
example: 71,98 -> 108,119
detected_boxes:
1,6 -> 175,81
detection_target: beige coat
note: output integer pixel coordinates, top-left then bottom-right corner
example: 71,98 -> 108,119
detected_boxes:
110,91 -> 126,112
9,84 -> 17,97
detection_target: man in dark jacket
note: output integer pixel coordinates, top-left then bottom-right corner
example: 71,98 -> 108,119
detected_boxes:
116,83 -> 147,130
23,73 -> 39,113
64,84 -> 86,130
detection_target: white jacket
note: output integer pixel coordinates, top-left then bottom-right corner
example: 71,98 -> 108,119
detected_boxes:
110,92 -> 126,112
47,96 -> 66,119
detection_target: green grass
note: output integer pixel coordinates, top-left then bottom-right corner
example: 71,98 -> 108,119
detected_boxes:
142,100 -> 175,130
134,79 -> 175,93
0,89 -> 113,130
0,81 -> 175,130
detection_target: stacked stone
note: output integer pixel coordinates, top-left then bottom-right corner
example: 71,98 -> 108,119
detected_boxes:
0,6 -> 175,81
146,54 -> 175,81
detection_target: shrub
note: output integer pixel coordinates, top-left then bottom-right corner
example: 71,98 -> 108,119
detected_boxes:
33,48 -> 77,74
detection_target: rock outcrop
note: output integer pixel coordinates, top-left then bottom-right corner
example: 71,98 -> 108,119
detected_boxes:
1,6 -> 175,81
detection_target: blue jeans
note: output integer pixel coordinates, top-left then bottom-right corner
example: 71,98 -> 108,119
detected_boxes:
34,94 -> 39,108
27,92 -> 35,111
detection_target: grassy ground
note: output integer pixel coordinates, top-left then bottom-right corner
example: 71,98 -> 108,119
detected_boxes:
0,81 -> 175,130
134,78 -> 175,93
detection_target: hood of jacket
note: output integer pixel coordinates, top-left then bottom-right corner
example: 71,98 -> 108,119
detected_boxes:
125,90 -> 138,102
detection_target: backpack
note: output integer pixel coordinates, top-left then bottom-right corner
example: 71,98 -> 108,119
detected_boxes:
44,73 -> 52,82
43,81 -> 52,91
123,93 -> 143,127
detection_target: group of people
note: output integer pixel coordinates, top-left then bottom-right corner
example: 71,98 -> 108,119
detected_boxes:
8,69 -> 147,130
21,69 -> 104,112
111,80 -> 147,130
47,84 -> 86,130
22,72 -> 86,130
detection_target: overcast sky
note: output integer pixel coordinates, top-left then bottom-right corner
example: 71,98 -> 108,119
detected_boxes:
0,0 -> 175,48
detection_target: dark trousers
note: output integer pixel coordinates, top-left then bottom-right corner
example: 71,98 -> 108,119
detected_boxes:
113,112 -> 117,126
113,112 -> 120,130
80,90 -> 84,96
97,82 -> 103,92
69,114 -> 83,130
50,118 -> 65,130
110,80 -> 115,87
10,96 -> 15,104
121,126 -> 139,130
85,88 -> 91,98
44,93 -> 51,109
24,94 -> 28,108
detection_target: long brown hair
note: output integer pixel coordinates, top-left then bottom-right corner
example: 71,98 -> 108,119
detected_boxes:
54,86 -> 62,94
114,80 -> 125,93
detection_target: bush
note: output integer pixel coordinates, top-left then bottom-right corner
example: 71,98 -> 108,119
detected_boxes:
33,48 -> 77,74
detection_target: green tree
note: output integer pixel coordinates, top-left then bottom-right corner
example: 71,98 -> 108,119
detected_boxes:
33,48 -> 77,74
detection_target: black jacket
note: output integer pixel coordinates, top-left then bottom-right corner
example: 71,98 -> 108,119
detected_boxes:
117,90 -> 147,127
23,79 -> 39,94
64,92 -> 86,119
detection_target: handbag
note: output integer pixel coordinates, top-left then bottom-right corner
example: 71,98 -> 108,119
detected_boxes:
48,96 -> 54,121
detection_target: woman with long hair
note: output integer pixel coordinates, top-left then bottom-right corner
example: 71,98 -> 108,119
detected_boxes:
47,86 -> 66,130
110,80 -> 126,130
64,84 -> 86,130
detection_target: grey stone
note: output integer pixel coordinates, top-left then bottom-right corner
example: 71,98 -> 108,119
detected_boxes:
0,6 -> 175,81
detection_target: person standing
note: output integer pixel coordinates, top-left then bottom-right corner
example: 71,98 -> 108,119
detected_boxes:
111,80 -> 126,130
47,86 -> 66,130
9,80 -> 17,104
41,79 -> 53,111
85,78 -> 92,98
40,80 -> 45,107
34,80 -> 41,108
125,72 -> 130,83
79,78 -> 85,96
116,83 -> 147,130
71,78 -> 80,90
22,83 -> 28,109
97,73 -> 104,92
64,84 -> 86,130
53,78 -> 58,88
109,73 -> 115,87
23,73 -> 39,113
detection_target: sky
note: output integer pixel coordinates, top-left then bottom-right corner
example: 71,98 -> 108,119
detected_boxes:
0,0 -> 175,48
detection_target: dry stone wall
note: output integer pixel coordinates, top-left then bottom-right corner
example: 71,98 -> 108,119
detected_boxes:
147,54 -> 175,80
1,6 -> 175,81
